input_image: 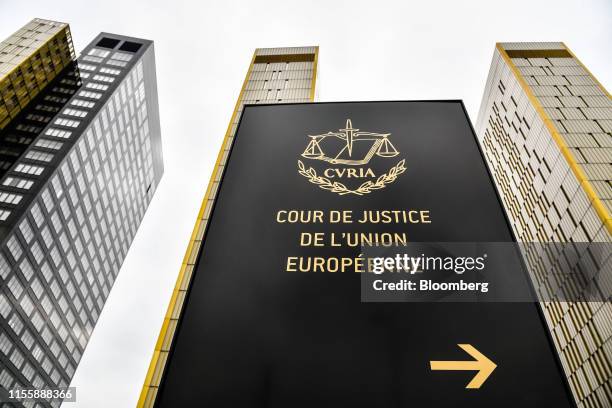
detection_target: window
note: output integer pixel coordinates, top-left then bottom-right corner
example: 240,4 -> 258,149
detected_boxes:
7,236 -> 22,261
106,59 -> 127,68
32,345 -> 43,363
19,219 -> 33,243
50,212 -> 62,235
0,332 -> 12,355
44,95 -> 67,103
54,118 -> 80,128
8,275 -> 23,299
18,259 -> 34,283
0,209 -> 10,221
85,82 -> 108,91
0,293 -> 11,318
0,253 -> 9,279
31,278 -> 43,299
40,295 -> 53,314
51,176 -> 64,199
35,104 -> 59,113
26,113 -> 50,123
41,226 -> 53,249
30,203 -> 44,226
88,48 -> 110,58
3,135 -> 32,146
21,329 -> 34,350
30,241 -> 44,265
41,189 -> 54,212
15,124 -> 41,133
22,362 -> 35,381
99,67 -> 120,75
78,90 -> 102,100
78,63 -> 97,71
62,108 -> 87,118
9,347 -> 24,369
45,127 -> 72,139
59,199 -> 71,223
19,292 -> 34,315
61,162 -> 73,185
8,313 -> 24,335
0,369 -> 14,389
35,139 -> 63,150
2,177 -> 34,190
111,51 -> 132,62
51,87 -> 73,95
0,192 -> 23,205
70,99 -> 95,108
82,55 -> 103,63
15,163 -> 44,176
41,355 -> 52,373
60,78 -> 78,86
136,61 -> 144,82
25,150 -> 54,162
93,74 -> 114,83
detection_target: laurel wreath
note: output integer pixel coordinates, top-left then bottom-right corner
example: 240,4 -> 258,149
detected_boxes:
297,159 -> 406,195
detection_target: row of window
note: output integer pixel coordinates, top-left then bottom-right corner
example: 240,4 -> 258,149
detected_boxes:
15,163 -> 44,176
25,150 -> 54,163
3,177 -> 34,190
0,192 -> 22,205
45,127 -> 72,139
63,108 -> 87,118
36,139 -> 63,150
54,117 -> 79,128
70,98 -> 94,108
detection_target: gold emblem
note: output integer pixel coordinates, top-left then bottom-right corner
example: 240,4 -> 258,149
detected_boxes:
298,119 -> 406,195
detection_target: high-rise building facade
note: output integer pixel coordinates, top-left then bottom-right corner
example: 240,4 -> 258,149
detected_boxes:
0,19 -> 163,408
138,46 -> 317,407
476,42 -> 611,407
0,19 -> 75,130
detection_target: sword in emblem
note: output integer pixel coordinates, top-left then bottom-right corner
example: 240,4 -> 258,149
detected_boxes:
341,119 -> 359,157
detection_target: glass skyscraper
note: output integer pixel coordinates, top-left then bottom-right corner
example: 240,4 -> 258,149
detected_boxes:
138,46 -> 317,407
476,42 -> 611,407
0,19 -> 163,408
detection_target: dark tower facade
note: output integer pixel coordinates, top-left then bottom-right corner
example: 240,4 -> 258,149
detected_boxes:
0,20 -> 163,408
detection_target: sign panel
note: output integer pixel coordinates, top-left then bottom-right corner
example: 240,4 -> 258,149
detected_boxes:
155,102 -> 573,407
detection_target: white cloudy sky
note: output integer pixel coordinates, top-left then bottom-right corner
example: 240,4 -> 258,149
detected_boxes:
1,0 -> 610,406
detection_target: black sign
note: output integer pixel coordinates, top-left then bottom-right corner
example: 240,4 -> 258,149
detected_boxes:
155,101 -> 574,407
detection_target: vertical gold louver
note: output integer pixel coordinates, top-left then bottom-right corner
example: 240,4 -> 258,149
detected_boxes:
0,18 -> 76,130
477,42 -> 611,408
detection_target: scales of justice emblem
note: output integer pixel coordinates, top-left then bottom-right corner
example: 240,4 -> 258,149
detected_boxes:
297,119 -> 406,195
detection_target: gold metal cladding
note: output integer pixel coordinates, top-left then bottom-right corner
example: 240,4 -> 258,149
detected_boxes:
137,49 -> 318,407
0,20 -> 72,81
310,46 -> 319,102
0,21 -> 75,129
496,43 -> 612,235
562,42 -> 611,99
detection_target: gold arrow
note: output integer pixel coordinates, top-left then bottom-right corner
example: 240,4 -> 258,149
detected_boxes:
430,344 -> 497,389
